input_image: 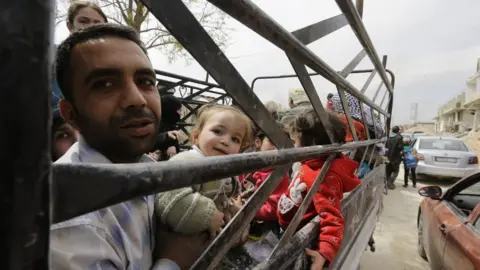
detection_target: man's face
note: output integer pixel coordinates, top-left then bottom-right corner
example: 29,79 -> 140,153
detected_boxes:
60,37 -> 161,162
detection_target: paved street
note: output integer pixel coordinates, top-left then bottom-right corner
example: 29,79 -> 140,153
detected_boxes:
359,169 -> 453,270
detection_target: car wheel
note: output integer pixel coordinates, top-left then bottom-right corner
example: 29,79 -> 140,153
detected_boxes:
417,214 -> 428,260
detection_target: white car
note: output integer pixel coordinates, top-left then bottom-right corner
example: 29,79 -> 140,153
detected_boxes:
412,136 -> 479,179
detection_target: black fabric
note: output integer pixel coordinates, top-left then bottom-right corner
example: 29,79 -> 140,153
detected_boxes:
385,162 -> 400,188
386,134 -> 403,164
404,166 -> 417,186
153,132 -> 179,157
159,94 -> 182,132
151,94 -> 182,157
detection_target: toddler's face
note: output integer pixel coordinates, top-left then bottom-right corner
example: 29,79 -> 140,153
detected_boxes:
194,111 -> 246,156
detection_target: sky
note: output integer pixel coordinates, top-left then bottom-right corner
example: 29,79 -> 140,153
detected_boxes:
54,0 -> 480,125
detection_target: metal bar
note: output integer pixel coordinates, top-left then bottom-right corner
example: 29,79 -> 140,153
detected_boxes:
286,15 -> 355,144
336,50 -> 368,152
291,14 -> 348,45
355,145 -> 370,176
250,68 -> 395,92
155,69 -> 221,89
335,0 -> 393,94
367,143 -> 377,166
360,69 -> 377,93
207,0 -> 389,117
380,90 -> 388,108
52,139 -> 384,223
1,0 -> 54,268
269,155 -> 336,256
183,85 -> 215,100
339,50 -> 367,78
338,87 -> 359,143
288,58 -> 335,143
372,56 -> 389,101
142,0 -> 292,148
158,79 -> 187,92
372,81 -> 384,101
178,93 -> 227,106
356,0 -> 364,18
385,93 -> 394,133
190,165 -> 291,270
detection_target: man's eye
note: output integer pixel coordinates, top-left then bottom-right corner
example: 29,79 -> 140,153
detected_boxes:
138,78 -> 156,86
92,80 -> 113,89
55,132 -> 69,140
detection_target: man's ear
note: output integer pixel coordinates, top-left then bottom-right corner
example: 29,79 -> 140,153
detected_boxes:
59,99 -> 79,130
66,21 -> 74,33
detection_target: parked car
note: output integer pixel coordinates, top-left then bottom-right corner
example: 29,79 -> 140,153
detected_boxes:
412,133 -> 428,140
412,136 -> 479,179
417,173 -> 480,269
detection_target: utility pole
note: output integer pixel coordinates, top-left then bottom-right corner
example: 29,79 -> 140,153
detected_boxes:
410,103 -> 418,125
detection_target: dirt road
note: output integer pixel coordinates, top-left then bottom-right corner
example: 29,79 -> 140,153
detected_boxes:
359,170 -> 452,270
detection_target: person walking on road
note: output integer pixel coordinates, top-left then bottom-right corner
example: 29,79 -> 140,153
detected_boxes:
385,126 -> 403,189
402,137 -> 417,188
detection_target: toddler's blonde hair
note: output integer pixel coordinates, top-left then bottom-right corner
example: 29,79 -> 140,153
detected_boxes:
191,104 -> 254,150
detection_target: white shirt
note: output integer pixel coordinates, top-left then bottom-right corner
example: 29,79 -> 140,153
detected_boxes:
50,137 -> 180,270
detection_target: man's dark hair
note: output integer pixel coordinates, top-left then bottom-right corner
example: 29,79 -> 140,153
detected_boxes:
392,126 -> 400,133
327,93 -> 334,99
55,23 -> 148,103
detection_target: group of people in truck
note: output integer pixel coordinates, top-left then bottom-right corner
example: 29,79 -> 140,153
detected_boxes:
49,1 -> 387,270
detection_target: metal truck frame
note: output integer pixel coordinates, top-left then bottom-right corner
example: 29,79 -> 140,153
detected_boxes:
1,0 -> 394,269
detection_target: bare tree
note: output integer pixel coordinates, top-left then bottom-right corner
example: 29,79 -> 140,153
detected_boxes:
56,0 -> 232,62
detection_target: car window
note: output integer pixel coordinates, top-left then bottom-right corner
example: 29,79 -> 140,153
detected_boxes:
419,139 -> 468,152
458,181 -> 480,196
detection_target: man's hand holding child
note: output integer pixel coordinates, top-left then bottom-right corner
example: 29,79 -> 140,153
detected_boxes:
210,209 -> 225,239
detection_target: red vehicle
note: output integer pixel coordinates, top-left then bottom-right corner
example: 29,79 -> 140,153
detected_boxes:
417,173 -> 480,270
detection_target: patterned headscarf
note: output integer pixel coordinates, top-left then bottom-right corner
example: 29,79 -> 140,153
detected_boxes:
331,92 -> 384,137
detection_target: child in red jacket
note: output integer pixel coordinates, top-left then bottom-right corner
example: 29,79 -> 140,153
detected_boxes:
277,107 -> 361,270
240,123 -> 290,262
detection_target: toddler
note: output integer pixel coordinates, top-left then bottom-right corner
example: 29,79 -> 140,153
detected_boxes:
278,107 -> 361,270
155,104 -> 253,238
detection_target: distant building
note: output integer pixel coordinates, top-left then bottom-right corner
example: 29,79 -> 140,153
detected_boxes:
434,59 -> 480,134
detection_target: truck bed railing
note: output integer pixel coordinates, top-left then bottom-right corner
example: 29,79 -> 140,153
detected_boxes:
1,0 -> 393,269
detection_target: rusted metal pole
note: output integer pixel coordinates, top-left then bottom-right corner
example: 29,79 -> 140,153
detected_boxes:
0,0 -> 54,269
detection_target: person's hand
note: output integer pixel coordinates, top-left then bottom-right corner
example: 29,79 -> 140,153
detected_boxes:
210,209 -> 225,239
229,196 -> 243,215
305,248 -> 326,270
148,150 -> 161,161
154,227 -> 210,270
167,130 -> 182,140
166,146 -> 177,157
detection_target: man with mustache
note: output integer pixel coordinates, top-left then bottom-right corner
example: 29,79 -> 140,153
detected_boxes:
51,24 -> 207,269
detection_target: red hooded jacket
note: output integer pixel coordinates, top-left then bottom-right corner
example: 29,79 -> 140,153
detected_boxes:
239,168 -> 290,221
276,154 -> 360,263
